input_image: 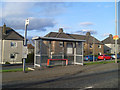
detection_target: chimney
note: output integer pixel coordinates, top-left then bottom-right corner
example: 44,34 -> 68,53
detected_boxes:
59,28 -> 63,33
3,23 -> 6,34
86,32 -> 91,36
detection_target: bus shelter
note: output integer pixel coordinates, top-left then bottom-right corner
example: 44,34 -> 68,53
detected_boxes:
32,37 -> 85,67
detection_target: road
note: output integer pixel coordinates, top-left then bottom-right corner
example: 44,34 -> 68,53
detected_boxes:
22,70 -> 119,89
3,68 -> 119,89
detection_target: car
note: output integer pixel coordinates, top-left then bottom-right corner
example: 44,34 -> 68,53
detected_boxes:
111,54 -> 120,59
98,54 -> 112,60
84,55 -> 97,61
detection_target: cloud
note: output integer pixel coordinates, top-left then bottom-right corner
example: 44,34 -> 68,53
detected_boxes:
102,33 -> 110,37
34,2 -> 70,16
1,2 -> 71,31
2,2 -> 69,18
2,2 -> 34,18
4,17 -> 56,31
74,29 -> 97,35
79,22 -> 94,27
2,2 -> 60,31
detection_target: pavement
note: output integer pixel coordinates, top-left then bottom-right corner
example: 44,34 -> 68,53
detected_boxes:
2,63 -> 119,88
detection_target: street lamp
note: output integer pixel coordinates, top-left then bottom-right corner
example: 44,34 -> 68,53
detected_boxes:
23,19 -> 29,72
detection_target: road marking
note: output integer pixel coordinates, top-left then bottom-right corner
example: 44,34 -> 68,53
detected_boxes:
85,86 -> 93,88
84,86 -> 93,90
78,86 -> 93,90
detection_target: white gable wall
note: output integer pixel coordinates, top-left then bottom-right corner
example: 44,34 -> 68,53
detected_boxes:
104,44 -> 120,54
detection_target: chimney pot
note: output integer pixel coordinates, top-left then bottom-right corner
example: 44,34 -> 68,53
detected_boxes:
3,23 -> 6,34
109,34 -> 113,38
86,32 -> 91,36
59,28 -> 63,33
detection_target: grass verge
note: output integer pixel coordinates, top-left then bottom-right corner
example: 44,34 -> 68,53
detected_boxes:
84,60 -> 120,65
0,68 -> 29,72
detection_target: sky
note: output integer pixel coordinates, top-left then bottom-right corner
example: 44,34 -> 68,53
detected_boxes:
0,0 -> 120,41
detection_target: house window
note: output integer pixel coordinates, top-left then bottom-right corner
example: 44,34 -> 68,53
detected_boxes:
59,42 -> 63,47
90,52 -> 92,54
90,44 -> 92,48
98,45 -> 101,48
11,42 -> 17,47
10,54 -> 16,59
107,50 -> 110,53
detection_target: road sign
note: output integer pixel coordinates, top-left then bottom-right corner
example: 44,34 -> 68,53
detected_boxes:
113,35 -> 119,40
22,46 -> 28,58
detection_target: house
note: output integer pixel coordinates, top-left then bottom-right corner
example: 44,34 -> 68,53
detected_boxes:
102,34 -> 120,54
27,44 -> 34,54
0,24 -> 24,64
45,28 -> 104,56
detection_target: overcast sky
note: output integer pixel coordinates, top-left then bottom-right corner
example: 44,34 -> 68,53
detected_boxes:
0,0 -> 120,41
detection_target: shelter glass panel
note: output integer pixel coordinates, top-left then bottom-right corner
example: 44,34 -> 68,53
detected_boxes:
76,42 -> 82,55
76,56 -> 82,63
36,40 -> 40,55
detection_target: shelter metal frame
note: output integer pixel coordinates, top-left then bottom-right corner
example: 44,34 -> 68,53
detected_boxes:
32,37 -> 85,67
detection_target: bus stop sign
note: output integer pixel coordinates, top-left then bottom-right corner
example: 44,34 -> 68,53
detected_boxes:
113,35 -> 119,40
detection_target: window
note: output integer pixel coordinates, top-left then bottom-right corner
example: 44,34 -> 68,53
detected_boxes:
10,54 -> 16,59
105,55 -> 108,56
11,42 -> 17,47
90,44 -> 92,48
59,42 -> 63,47
98,45 -> 101,48
90,52 -> 92,54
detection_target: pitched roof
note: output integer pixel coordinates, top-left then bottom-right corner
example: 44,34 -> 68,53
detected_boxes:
45,31 -> 103,44
0,26 -> 24,40
102,34 -> 120,44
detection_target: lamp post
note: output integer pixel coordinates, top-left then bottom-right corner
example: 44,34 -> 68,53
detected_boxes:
23,19 -> 29,72
115,0 -> 118,63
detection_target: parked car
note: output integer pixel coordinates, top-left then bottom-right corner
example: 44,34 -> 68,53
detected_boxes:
111,54 -> 120,59
98,54 -> 112,60
84,55 -> 97,61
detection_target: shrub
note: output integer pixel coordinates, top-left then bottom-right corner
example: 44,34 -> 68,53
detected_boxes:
26,52 -> 34,64
5,62 -> 10,64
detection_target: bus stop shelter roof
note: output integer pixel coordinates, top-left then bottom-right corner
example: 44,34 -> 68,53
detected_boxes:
32,37 -> 86,42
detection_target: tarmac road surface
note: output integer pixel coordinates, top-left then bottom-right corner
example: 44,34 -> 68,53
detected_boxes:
2,63 -> 119,89
27,69 -> 118,89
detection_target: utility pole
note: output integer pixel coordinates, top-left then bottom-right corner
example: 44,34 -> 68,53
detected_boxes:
115,0 -> 118,63
23,19 -> 29,72
93,37 -> 95,62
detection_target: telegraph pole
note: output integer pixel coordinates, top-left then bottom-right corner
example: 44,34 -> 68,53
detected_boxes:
23,19 -> 29,72
115,0 -> 118,63
93,37 -> 95,62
